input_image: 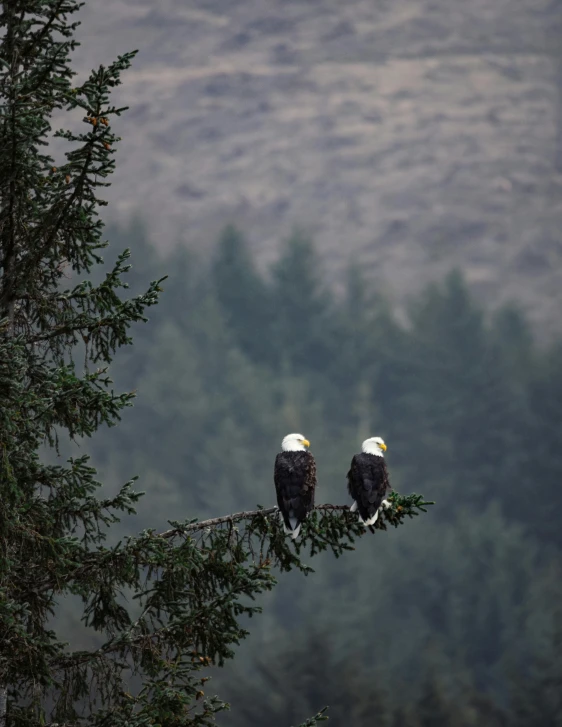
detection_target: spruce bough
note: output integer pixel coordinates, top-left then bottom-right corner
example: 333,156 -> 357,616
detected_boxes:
0,2 -> 431,725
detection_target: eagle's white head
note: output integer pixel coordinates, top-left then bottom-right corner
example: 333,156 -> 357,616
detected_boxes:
281,433 -> 311,452
362,436 -> 387,457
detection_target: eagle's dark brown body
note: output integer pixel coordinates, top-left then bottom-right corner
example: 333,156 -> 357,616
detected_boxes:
347,452 -> 391,525
274,450 -> 316,538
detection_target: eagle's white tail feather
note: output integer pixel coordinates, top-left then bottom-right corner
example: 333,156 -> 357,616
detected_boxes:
358,508 -> 380,527
282,514 -> 301,540
381,499 -> 391,510
350,501 -> 358,513
283,521 -> 301,539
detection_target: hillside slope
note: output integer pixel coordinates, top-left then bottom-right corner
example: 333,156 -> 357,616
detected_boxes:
72,0 -> 562,333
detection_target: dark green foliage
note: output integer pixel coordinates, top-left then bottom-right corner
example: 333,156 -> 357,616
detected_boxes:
222,631 -> 515,727
509,608 -> 562,727
0,4 -> 429,726
518,342 -> 562,548
377,272 -> 517,511
224,633 -> 390,727
416,675 -> 459,727
323,263 -> 394,431
211,225 -> 273,365
88,222 -> 562,725
294,707 -> 329,727
2,2 -> 559,724
270,231 -> 335,374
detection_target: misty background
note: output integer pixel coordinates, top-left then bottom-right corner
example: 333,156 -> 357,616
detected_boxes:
58,1 -> 562,724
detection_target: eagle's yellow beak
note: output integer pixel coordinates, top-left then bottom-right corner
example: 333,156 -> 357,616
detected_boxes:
301,439 -> 310,448
380,443 -> 387,451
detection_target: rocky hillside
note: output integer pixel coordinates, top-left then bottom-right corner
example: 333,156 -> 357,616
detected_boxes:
71,0 -> 562,334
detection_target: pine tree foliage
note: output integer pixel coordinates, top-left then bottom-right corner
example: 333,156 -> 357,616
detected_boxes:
89,217 -> 562,724
87,217 -> 562,726
270,231 -> 334,373
510,606 -> 562,727
211,225 -> 273,365
0,3 -> 431,726
226,632 -> 390,727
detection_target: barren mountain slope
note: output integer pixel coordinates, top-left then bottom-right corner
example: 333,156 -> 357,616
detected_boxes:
72,0 -> 562,333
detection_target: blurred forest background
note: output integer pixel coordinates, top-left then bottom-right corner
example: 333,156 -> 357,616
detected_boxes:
60,219 -> 562,726
46,1 -> 562,722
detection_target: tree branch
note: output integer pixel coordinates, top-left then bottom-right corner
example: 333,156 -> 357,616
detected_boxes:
158,504 -> 350,539
48,506 -> 347,672
52,623 -> 175,671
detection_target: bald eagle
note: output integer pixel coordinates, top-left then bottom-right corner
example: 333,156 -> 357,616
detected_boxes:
274,433 -> 316,540
347,436 -> 391,526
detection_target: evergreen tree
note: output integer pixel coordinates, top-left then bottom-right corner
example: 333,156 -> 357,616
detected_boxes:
222,632 -> 391,727
416,676 -> 459,727
490,305 -> 534,383
270,231 -> 335,374
518,341 -> 562,547
510,606 -> 562,726
327,262 -> 398,435
391,705 -> 421,727
383,272 -> 516,510
211,225 -> 273,365
0,4 -> 429,726
78,220 -> 562,723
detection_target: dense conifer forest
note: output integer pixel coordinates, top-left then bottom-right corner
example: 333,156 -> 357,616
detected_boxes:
82,220 -> 562,726
2,2 -> 560,724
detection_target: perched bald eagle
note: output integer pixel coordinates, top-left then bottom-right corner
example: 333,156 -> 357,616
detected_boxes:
274,433 -> 316,540
347,436 -> 392,526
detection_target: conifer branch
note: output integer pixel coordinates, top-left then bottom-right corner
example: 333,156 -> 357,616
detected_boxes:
158,504 -> 346,538
158,493 -> 432,539
0,3 -> 435,724
296,707 -> 329,727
